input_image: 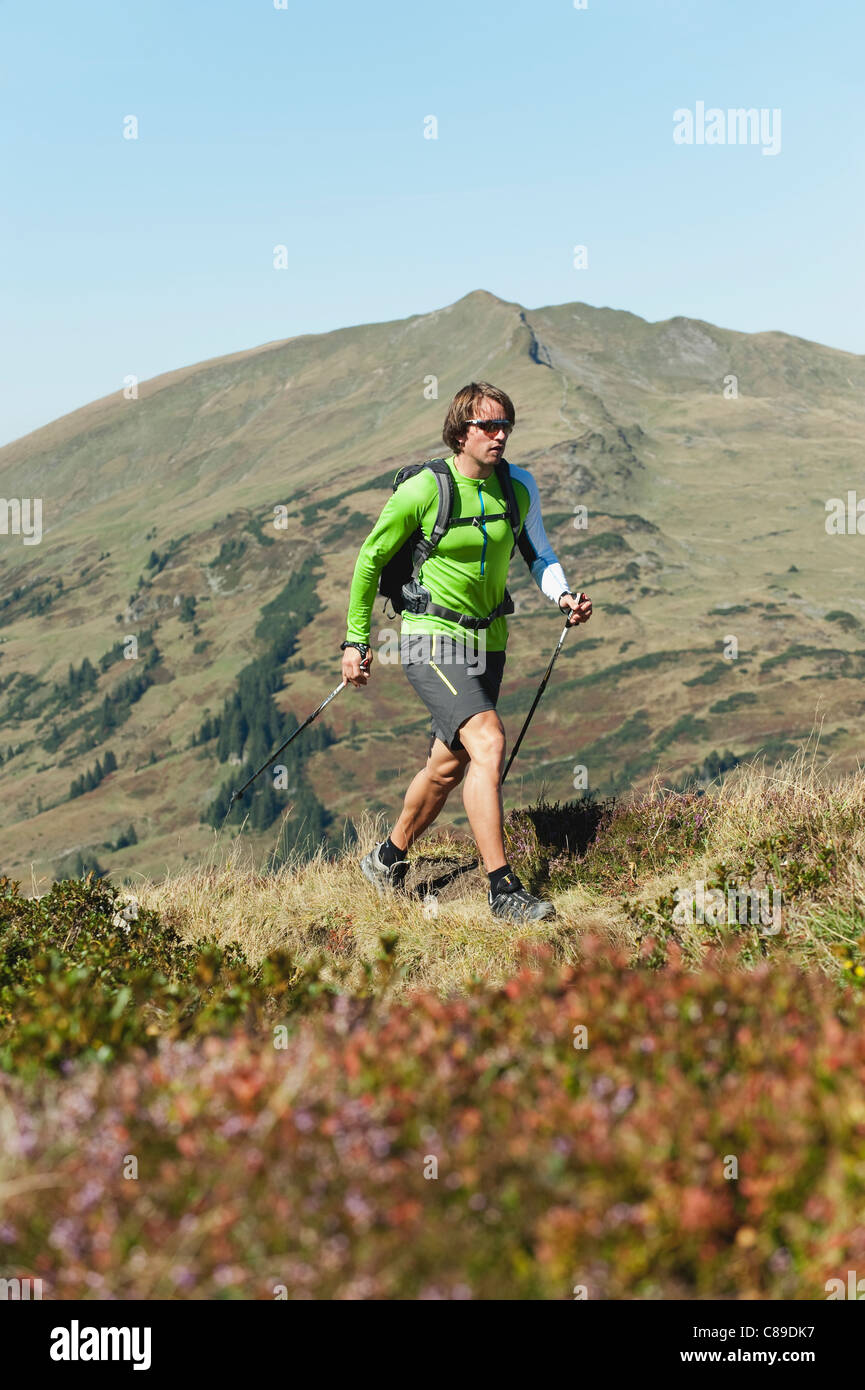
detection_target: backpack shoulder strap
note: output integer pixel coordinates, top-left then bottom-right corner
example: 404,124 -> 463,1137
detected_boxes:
403,458 -> 453,580
494,458 -> 522,553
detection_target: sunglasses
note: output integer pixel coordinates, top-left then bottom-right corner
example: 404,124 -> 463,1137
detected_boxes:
465,418 -> 514,437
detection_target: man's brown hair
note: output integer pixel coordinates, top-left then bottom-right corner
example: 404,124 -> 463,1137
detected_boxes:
442,381 -> 516,456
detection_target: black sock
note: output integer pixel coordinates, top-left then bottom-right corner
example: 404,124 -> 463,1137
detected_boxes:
489,863 -> 520,895
379,835 -> 407,867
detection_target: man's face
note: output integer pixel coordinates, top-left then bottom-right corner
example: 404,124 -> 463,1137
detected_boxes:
458,396 -> 513,470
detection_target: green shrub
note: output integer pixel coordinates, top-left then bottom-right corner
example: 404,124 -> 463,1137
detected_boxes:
0,875 -> 331,1076
569,531 -> 628,553
210,537 -> 247,568
709,691 -> 758,715
654,714 -> 710,751
824,610 -> 860,632
575,790 -> 712,889
683,664 -> 732,687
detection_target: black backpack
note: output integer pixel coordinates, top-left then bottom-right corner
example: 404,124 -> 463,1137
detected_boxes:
378,457 -> 523,629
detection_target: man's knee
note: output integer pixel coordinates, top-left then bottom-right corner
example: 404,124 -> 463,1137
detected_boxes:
461,716 -> 505,770
427,743 -> 469,791
436,765 -> 466,792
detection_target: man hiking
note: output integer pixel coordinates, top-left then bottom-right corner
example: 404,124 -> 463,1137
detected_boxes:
340,381 -> 592,922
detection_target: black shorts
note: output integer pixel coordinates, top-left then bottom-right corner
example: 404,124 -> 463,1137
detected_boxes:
401,632 -> 506,754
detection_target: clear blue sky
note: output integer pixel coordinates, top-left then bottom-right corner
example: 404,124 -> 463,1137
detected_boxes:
3,0 -> 863,446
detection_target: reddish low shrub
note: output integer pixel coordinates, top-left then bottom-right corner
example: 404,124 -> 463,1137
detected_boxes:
2,944 -> 864,1300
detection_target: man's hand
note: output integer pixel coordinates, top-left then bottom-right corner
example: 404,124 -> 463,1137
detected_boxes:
558,591 -> 592,627
342,645 -> 373,688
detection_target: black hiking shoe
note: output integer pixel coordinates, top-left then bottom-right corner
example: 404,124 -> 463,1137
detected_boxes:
360,841 -> 410,893
488,876 -> 556,922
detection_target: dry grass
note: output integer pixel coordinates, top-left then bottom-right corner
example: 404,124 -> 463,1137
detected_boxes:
134,751 -> 865,997
711,737 -> 863,856
619,742 -> 865,978
134,808 -> 623,995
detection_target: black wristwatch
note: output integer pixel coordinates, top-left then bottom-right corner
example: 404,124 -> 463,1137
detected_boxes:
340,641 -> 370,659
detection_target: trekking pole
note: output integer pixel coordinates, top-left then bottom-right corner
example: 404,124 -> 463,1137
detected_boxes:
501,620 -> 574,786
225,654 -> 370,814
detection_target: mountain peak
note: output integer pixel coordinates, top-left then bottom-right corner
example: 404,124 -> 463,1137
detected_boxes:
445,288 -> 521,312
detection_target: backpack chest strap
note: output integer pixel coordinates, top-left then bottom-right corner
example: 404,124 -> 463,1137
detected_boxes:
447,512 -> 511,528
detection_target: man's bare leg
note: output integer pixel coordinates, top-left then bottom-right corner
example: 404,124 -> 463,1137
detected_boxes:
453,709 -> 507,873
390,736 -> 470,851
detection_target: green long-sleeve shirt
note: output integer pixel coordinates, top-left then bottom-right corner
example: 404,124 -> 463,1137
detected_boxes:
345,454 -> 571,654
